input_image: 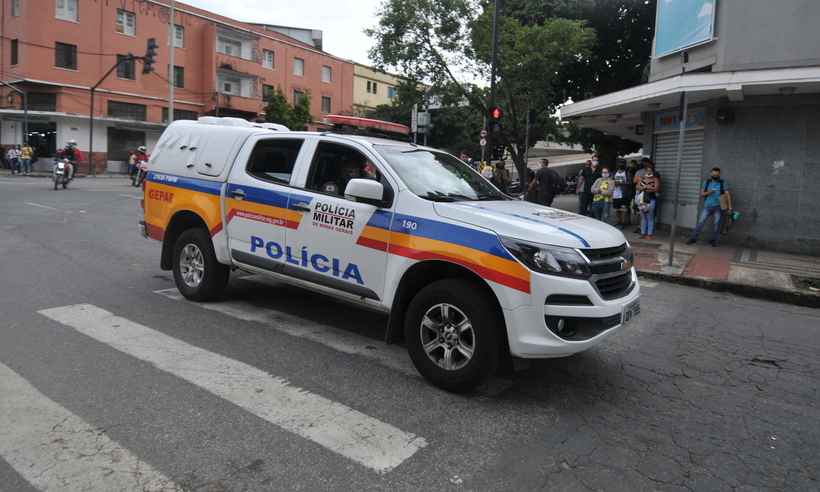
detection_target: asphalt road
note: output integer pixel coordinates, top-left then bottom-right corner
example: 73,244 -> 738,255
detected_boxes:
1,175 -> 818,492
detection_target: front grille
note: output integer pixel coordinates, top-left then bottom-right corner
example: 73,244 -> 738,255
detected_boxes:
581,244 -> 627,262
545,294 -> 593,306
545,313 -> 622,341
595,272 -> 633,300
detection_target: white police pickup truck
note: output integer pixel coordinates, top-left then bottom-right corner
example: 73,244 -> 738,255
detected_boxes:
142,117 -> 639,392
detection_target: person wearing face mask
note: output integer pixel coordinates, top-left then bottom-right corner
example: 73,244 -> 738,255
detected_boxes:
687,167 -> 728,246
590,167 -> 615,222
613,161 -> 630,228
635,163 -> 660,239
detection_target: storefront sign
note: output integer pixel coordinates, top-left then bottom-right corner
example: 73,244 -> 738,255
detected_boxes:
654,108 -> 706,133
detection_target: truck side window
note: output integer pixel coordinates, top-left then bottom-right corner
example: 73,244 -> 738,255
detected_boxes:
306,142 -> 381,197
246,138 -> 304,185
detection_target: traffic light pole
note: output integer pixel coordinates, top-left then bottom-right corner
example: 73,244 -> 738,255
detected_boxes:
88,53 -> 148,176
487,0 -> 501,162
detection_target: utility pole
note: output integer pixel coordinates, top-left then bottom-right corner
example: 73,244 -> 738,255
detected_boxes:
523,100 -> 531,177
668,51 -> 689,266
168,0 -> 176,124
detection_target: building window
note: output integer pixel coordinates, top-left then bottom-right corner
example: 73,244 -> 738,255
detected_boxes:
217,37 -> 242,57
162,108 -> 198,123
388,86 -> 397,98
108,100 -> 147,121
55,42 -> 77,70
293,58 -> 304,76
321,96 -> 331,114
221,77 -> 241,96
55,0 -> 77,21
321,66 -> 332,83
262,50 -> 274,69
28,93 -> 57,112
171,65 -> 184,88
371,82 -> 378,94
115,9 -> 135,36
366,80 -> 378,94
117,55 -> 135,80
293,89 -> 305,104
262,84 -> 274,101
171,24 -> 184,48
11,0 -> 20,16
11,39 -> 18,65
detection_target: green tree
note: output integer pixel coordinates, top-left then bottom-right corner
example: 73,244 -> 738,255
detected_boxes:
263,87 -> 313,130
504,0 -> 657,164
368,0 -> 595,180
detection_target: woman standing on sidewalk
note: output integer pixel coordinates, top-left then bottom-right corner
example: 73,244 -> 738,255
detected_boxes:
636,166 -> 660,239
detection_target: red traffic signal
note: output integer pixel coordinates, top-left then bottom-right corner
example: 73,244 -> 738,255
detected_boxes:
488,106 -> 503,121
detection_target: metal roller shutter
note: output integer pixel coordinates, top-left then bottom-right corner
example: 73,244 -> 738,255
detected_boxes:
653,130 -> 704,228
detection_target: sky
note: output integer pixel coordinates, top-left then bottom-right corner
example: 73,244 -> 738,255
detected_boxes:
182,0 -> 379,65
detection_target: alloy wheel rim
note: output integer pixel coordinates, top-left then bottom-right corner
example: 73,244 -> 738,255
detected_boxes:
419,303 -> 475,371
179,244 -> 205,288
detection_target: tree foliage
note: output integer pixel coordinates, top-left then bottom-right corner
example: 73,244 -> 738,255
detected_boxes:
263,87 -> 313,130
368,0 -> 656,171
368,0 -> 595,180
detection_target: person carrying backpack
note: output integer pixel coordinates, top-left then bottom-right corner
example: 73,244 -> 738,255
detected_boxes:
687,167 -> 728,247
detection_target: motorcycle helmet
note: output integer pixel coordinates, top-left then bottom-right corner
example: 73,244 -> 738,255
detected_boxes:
138,146 -> 147,152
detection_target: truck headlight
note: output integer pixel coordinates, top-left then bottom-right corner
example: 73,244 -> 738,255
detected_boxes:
501,237 -> 591,279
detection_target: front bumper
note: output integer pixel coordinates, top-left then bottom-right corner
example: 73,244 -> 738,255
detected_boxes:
503,268 -> 640,358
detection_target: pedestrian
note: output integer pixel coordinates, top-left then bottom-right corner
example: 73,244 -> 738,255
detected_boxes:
633,158 -> 660,232
128,151 -> 137,178
578,159 -> 598,215
524,168 -> 538,203
613,161 -> 630,227
591,167 -> 615,222
7,145 -> 20,175
532,158 -> 561,207
480,161 -> 494,181
458,150 -> 472,167
492,162 -> 510,193
20,142 -> 33,176
635,164 -> 660,239
687,167 -> 729,247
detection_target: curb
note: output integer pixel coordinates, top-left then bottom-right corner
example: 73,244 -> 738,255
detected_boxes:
0,173 -> 128,179
637,270 -> 820,309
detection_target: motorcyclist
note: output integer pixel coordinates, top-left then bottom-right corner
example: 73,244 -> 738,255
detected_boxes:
57,139 -> 83,180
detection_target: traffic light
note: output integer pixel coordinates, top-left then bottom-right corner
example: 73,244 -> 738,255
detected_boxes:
143,38 -> 158,74
488,106 -> 503,134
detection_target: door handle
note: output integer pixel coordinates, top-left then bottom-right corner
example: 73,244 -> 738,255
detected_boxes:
289,202 -> 311,212
230,189 -> 246,200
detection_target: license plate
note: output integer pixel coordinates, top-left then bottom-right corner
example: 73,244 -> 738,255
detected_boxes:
622,300 -> 640,324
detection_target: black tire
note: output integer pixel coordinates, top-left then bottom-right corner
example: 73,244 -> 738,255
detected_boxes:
62,180 -> 67,189
53,179 -> 58,190
404,278 -> 501,392
172,228 -> 229,302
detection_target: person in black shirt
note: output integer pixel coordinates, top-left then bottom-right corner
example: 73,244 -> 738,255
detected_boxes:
531,158 -> 561,207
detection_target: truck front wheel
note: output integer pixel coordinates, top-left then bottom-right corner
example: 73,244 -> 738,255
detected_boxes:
404,278 -> 501,392
172,228 -> 229,301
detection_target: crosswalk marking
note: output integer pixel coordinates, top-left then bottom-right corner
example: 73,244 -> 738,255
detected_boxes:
38,304 -> 427,474
0,361 -> 180,492
153,287 -> 419,377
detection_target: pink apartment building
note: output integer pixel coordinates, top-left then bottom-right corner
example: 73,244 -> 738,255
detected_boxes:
0,0 -> 355,172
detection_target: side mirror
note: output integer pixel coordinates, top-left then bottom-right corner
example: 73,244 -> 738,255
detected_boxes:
344,178 -> 385,207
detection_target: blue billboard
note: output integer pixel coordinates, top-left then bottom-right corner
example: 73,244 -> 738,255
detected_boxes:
654,0 -> 717,58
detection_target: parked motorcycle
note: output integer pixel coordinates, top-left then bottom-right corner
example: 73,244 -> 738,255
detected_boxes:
52,159 -> 73,190
132,160 -> 148,187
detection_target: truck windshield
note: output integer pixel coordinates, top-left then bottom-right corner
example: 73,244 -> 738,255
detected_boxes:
374,145 -> 507,202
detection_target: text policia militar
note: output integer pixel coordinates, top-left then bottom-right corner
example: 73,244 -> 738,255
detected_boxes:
250,236 -> 364,285
312,201 -> 356,234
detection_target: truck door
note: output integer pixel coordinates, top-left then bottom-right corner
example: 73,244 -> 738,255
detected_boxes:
224,136 -> 312,270
286,140 -> 394,302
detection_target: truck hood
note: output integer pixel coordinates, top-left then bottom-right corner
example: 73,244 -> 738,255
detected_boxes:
434,200 -> 626,250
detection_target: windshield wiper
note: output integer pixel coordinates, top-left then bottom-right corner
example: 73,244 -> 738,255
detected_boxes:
419,192 -> 457,202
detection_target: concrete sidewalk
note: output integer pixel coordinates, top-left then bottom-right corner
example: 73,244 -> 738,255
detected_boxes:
551,195 -> 820,307
0,170 -> 127,178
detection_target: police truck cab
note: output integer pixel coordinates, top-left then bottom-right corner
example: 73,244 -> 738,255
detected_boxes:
141,117 -> 640,392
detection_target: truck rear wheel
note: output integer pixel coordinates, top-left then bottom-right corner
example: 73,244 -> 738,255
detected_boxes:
404,278 -> 500,392
172,228 -> 229,301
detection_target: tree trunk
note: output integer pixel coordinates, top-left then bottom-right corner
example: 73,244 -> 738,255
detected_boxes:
508,143 -> 528,188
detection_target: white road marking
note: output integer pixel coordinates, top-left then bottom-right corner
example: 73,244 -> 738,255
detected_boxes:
119,194 -> 142,199
24,201 -> 59,211
154,287 -> 419,377
39,304 -> 427,474
639,280 -> 658,288
0,361 -> 180,492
